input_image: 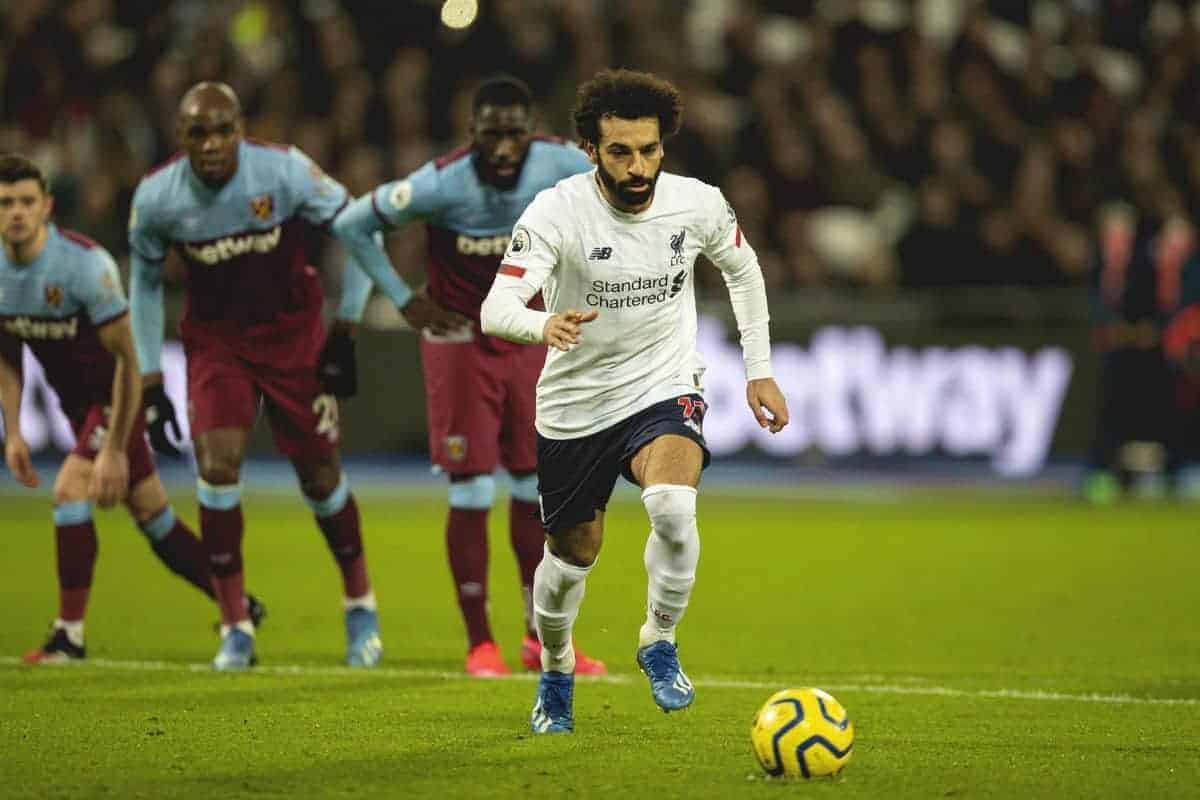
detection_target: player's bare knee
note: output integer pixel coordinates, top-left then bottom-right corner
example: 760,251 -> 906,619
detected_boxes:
293,455 -> 342,500
52,483 -> 88,506
299,472 -> 339,502
550,522 -> 603,567
52,459 -> 90,506
197,453 -> 240,486
125,476 -> 169,523
642,484 -> 698,546
633,436 -> 703,488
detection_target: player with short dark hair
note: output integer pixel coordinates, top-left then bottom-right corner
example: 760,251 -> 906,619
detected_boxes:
333,75 -> 605,676
482,69 -> 789,732
128,82 -> 417,670
0,154 -> 263,663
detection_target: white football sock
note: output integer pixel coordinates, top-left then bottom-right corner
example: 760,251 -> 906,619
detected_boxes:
639,484 -> 699,648
533,544 -> 594,673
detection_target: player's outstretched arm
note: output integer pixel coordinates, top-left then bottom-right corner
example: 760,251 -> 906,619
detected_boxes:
704,189 -> 781,427
747,377 -> 789,434
92,316 -> 140,507
480,274 -> 553,345
481,207 -> 563,345
0,345 -> 38,488
331,199 -> 468,335
330,196 -> 414,311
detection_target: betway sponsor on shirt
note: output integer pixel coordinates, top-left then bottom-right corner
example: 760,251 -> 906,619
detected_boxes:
183,226 -> 282,265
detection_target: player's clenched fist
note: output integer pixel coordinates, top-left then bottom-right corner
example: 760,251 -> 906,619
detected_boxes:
543,309 -> 598,352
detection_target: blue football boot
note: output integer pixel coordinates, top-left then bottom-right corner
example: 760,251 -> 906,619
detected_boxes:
212,627 -> 256,671
530,671 -> 575,734
345,607 -> 383,667
636,640 -> 695,712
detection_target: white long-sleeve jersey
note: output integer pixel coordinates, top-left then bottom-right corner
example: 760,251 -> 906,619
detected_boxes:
481,170 -> 772,439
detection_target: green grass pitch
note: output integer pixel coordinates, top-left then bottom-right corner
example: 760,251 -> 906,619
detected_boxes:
2,483 -> 1198,798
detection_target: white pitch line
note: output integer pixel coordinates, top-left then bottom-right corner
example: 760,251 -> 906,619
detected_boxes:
1,656 -> 1196,708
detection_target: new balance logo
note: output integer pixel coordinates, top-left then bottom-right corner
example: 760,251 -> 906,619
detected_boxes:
589,247 -> 612,260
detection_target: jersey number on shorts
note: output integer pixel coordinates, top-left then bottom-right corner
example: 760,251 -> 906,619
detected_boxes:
677,396 -> 706,435
313,394 -> 339,442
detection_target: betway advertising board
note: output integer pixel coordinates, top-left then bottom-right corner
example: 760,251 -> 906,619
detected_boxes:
694,318 -> 1073,476
4,317 -> 1075,477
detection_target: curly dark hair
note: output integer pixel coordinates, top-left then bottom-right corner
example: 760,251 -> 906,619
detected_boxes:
573,69 -> 683,146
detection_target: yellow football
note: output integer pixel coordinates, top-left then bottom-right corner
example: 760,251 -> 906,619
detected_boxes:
751,687 -> 854,778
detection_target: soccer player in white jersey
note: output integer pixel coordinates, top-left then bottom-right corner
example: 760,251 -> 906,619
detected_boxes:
480,69 -> 789,733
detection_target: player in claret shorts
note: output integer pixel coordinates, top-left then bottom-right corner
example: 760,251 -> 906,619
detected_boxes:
128,82 -> 420,670
334,76 -> 605,677
482,69 -> 789,733
0,154 -> 263,663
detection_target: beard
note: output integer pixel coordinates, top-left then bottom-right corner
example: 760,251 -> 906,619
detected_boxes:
597,159 -> 659,208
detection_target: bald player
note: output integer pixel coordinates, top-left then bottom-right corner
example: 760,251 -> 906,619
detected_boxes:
128,83 -> 421,670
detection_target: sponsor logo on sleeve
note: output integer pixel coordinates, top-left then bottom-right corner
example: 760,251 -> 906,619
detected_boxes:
505,226 -> 531,258
389,180 -> 413,211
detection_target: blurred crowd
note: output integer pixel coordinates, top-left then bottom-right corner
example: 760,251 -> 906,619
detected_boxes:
3,0 -> 1200,296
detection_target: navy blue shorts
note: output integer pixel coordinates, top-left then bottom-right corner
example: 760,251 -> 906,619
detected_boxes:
536,393 -> 711,534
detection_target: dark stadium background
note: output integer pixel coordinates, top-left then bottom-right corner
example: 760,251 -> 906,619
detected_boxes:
5,0 -> 1200,492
